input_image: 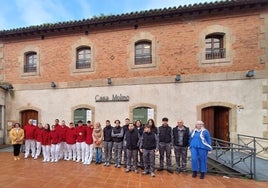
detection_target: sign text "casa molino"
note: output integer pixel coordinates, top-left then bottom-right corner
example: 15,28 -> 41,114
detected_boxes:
95,94 -> 129,102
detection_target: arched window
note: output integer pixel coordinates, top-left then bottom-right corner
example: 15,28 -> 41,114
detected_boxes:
133,106 -> 154,125
24,52 -> 37,73
135,41 -> 152,65
205,33 -> 225,60
73,108 -> 92,125
76,47 -> 91,69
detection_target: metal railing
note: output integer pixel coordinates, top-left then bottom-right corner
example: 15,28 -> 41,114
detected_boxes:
210,137 -> 256,179
238,134 -> 268,159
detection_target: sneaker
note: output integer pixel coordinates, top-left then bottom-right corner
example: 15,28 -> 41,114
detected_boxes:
142,171 -> 149,175
73,158 -> 76,162
103,162 -> 107,166
125,168 -> 131,173
50,160 -> 54,163
157,168 -> 164,171
42,159 -> 46,162
134,169 -> 138,174
167,169 -> 174,174
34,155 -> 38,160
24,156 -> 28,159
150,172 -> 155,177
106,163 -> 110,167
114,164 -> 118,168
76,159 -> 81,162
117,165 -> 121,168
54,159 -> 58,163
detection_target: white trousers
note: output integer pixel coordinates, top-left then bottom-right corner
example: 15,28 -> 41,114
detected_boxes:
51,144 -> 60,161
85,144 -> 94,164
25,139 -> 36,158
67,144 -> 76,160
58,141 -> 68,159
35,141 -> 42,157
42,145 -> 51,161
76,142 -> 86,162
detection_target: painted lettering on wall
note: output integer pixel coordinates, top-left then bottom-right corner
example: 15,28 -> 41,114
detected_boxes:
95,94 -> 129,102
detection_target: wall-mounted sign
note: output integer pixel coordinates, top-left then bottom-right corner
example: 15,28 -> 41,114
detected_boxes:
95,94 -> 129,102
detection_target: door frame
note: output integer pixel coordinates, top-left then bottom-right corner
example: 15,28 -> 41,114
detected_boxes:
197,102 -> 237,143
18,107 -> 41,126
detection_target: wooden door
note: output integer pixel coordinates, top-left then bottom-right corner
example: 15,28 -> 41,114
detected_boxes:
21,110 -> 38,128
201,107 -> 215,138
201,106 -> 230,141
214,107 -> 230,141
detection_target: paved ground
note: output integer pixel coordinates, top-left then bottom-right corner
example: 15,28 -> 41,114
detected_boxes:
0,151 -> 268,188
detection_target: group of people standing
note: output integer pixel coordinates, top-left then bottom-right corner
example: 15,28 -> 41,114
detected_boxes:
9,117 -> 212,179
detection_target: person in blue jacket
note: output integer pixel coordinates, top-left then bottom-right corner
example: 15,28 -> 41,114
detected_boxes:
190,120 -> 212,179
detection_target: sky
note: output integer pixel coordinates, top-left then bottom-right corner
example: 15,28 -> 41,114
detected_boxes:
0,0 -> 216,30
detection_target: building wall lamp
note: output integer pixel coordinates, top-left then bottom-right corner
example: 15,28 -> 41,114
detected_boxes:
175,74 -> 181,82
246,70 -> 254,78
107,78 -> 112,85
51,82 -> 56,88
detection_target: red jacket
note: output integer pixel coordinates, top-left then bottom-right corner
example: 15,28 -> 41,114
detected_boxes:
85,126 -> 94,144
42,130 -> 51,145
35,127 -> 44,142
24,124 -> 36,139
76,126 -> 86,143
50,130 -> 59,144
56,125 -> 68,142
66,127 -> 77,144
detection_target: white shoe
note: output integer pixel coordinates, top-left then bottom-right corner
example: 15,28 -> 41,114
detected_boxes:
76,159 -> 80,162
34,156 -> 38,160
24,156 -> 28,159
42,159 -> 46,162
54,159 -> 58,163
50,160 -> 54,163
73,158 -> 76,161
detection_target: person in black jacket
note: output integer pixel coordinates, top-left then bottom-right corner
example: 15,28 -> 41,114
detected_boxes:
122,118 -> 130,167
124,123 -> 139,173
172,119 -> 190,173
157,117 -> 173,173
103,120 -> 113,167
111,120 -> 124,168
135,120 -> 144,169
140,124 -> 159,177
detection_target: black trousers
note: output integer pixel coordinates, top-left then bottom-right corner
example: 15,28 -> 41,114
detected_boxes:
13,144 -> 21,156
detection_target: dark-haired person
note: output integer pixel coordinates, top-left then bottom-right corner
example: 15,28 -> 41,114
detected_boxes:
125,123 -> 139,173
9,123 -> 24,160
76,120 -> 86,163
50,125 -> 60,162
122,118 -> 130,167
190,120 -> 212,179
173,119 -> 190,173
147,119 -> 158,134
24,119 -> 36,159
135,120 -> 144,169
56,120 -> 68,160
140,124 -> 159,177
66,122 -> 77,161
41,123 -> 51,162
112,120 -> 124,168
103,120 -> 113,166
157,117 -> 173,173
84,120 -> 94,165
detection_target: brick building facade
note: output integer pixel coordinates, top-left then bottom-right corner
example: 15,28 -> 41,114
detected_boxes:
0,0 -> 268,144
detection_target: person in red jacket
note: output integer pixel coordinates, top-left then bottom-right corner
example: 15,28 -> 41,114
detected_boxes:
76,120 -> 86,163
50,124 -> 60,162
56,120 -> 68,160
41,123 -> 51,162
84,120 -> 94,165
24,119 -> 36,159
34,123 -> 43,159
66,122 -> 77,161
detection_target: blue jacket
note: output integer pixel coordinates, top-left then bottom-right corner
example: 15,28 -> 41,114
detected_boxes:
190,128 -> 212,151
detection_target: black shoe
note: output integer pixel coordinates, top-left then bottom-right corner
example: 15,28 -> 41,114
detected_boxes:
200,172 -> 205,179
192,171 -> 197,178
167,169 -> 174,174
157,168 -> 164,171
